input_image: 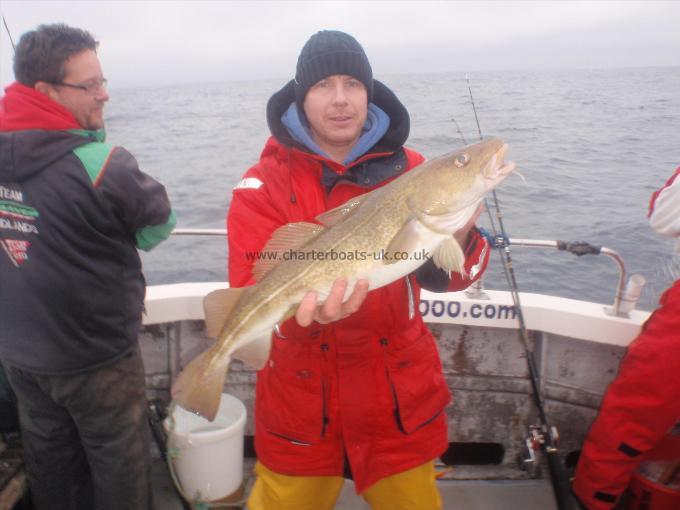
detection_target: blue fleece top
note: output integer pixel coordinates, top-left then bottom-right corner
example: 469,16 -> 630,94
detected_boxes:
281,102 -> 390,166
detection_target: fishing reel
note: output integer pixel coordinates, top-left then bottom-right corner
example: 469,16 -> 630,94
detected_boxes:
520,424 -> 560,478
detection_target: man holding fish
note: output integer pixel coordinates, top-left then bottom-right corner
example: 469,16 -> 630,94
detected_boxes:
173,30 -> 515,509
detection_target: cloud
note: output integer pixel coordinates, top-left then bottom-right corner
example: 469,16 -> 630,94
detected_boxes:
1,1 -> 679,89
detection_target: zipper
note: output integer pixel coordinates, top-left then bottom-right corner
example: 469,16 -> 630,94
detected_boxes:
320,343 -> 330,437
405,276 -> 415,320
266,430 -> 313,446
379,338 -> 406,432
412,409 -> 443,432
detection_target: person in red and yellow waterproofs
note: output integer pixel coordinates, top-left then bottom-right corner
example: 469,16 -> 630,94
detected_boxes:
572,167 -> 680,509
227,30 -> 491,510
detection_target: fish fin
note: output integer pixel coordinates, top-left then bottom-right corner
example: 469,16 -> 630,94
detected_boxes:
384,219 -> 428,265
204,288 -> 245,338
171,348 -> 228,422
232,333 -> 273,370
315,192 -> 373,226
253,222 -> 326,281
433,237 -> 467,277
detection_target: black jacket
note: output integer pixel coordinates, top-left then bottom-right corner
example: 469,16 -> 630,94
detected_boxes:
0,126 -> 175,374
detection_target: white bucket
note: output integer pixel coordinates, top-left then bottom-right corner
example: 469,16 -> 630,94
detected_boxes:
164,393 -> 246,502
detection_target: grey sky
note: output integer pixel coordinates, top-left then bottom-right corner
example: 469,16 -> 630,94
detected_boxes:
1,1 -> 679,89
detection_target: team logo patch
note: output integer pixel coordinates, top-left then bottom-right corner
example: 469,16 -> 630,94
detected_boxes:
0,186 -> 39,266
1,239 -> 30,266
0,200 -> 39,220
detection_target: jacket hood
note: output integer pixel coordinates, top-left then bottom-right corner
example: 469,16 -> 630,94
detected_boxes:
0,82 -> 101,182
1,82 -> 80,132
0,130 -> 97,182
266,79 -> 410,156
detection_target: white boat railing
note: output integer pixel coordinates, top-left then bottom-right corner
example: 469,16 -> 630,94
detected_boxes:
169,229 -> 640,317
504,238 -> 639,317
171,228 -> 227,237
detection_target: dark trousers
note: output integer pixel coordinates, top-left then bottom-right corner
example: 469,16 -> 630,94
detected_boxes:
2,347 -> 152,510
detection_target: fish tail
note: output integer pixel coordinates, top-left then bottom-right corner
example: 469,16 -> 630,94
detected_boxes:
171,349 -> 230,422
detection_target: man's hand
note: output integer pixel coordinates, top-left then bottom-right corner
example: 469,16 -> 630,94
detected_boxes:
295,278 -> 370,327
454,202 -> 485,248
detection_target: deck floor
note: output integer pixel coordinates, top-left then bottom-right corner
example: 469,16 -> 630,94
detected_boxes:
151,458 -> 560,510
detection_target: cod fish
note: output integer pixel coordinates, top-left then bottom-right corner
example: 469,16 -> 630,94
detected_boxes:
172,138 -> 515,420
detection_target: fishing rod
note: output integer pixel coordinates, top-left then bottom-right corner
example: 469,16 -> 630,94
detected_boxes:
463,74 -> 575,510
2,14 -> 15,51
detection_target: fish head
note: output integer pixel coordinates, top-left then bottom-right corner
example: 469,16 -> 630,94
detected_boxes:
409,137 -> 515,215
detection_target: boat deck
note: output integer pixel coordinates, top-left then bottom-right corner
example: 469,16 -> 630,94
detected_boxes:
151,457 -> 562,510
0,448 -> 564,510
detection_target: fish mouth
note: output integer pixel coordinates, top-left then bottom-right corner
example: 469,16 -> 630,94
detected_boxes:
483,143 -> 515,183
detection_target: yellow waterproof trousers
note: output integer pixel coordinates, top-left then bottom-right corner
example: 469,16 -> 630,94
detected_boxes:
247,460 -> 442,510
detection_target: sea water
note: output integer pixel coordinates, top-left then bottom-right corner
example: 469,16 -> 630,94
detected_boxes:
105,66 -> 680,311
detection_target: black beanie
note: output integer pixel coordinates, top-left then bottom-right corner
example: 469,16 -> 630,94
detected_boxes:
294,30 -> 374,111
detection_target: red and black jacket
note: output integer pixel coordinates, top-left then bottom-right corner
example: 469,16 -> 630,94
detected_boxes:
0,83 -> 175,374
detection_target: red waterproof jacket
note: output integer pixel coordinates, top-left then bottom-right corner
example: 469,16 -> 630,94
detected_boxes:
227,80 -> 489,492
573,169 -> 680,509
572,280 -> 680,509
648,167 -> 680,240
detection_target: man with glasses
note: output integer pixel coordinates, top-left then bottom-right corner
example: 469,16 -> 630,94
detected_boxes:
0,24 -> 175,509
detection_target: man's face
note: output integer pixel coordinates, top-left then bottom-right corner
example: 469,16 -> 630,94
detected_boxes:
303,74 -> 368,160
44,49 -> 109,130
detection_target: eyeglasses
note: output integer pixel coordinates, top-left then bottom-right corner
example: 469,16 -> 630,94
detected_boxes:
51,78 -> 108,94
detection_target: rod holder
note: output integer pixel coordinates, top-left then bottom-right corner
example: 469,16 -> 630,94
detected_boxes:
464,277 -> 490,300
619,274 -> 646,314
605,273 -> 646,317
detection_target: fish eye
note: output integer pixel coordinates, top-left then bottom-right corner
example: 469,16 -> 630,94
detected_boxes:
454,153 -> 470,168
